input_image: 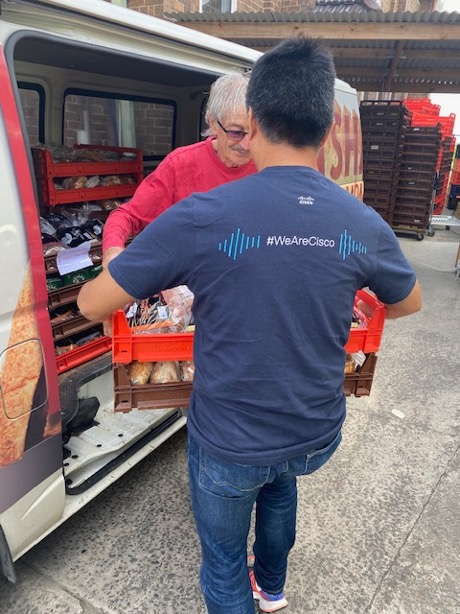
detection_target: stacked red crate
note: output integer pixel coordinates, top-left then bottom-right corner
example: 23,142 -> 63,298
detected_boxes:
448,145 -> 460,212
403,99 -> 456,215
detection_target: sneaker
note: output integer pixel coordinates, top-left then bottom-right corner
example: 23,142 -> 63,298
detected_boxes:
249,568 -> 288,613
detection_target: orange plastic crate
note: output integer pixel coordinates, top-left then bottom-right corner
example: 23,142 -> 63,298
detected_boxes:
112,289 -> 386,363
345,290 -> 386,353
112,311 -> 194,364
56,335 -> 112,374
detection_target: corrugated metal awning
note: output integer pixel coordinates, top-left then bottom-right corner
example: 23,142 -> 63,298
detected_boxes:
165,9 -> 460,93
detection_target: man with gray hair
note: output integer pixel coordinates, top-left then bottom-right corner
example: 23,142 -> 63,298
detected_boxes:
102,72 -> 255,267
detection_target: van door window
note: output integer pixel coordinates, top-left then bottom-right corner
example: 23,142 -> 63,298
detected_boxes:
63,91 -> 176,161
18,83 -> 45,146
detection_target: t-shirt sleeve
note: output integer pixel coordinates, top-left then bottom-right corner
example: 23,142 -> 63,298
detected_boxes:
108,197 -> 195,299
102,157 -> 179,251
367,223 -> 416,305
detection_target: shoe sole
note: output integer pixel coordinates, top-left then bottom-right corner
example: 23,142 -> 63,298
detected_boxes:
253,590 -> 288,612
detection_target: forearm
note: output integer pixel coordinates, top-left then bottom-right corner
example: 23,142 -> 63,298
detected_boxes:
102,205 -> 140,252
384,280 -> 422,319
77,268 -> 134,323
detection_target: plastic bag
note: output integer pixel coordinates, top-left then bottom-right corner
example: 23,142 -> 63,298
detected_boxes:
149,361 -> 181,384
127,361 -> 153,385
40,217 -> 58,237
57,226 -> 96,247
180,361 -> 194,382
160,286 -> 194,330
62,176 -> 88,190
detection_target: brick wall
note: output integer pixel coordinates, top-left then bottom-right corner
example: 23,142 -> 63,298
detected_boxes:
127,0 -> 199,18
108,0 -> 434,16
126,0 -> 315,14
19,89 -> 41,146
237,0 -> 266,10
115,0 -> 430,17
133,103 -> 174,155
381,0 -> 421,10
63,95 -> 174,156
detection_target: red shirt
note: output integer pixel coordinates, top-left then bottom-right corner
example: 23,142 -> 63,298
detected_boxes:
102,137 -> 256,251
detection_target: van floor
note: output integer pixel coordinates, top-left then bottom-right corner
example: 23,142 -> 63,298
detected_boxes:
1,233 -> 459,614
63,405 -> 183,491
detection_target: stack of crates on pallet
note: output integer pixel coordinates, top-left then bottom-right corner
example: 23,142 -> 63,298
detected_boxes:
435,134 -> 456,215
110,290 -> 387,413
392,124 -> 441,235
360,101 -> 411,224
403,98 -> 456,216
448,144 -> 460,213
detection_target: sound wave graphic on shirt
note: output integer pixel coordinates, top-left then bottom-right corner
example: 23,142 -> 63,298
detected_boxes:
218,228 -> 261,260
339,229 -> 368,261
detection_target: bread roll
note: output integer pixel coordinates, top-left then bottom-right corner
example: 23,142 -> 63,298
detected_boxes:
127,361 -> 153,385
149,361 -> 180,384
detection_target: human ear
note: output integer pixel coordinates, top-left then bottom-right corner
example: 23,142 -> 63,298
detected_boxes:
207,117 -> 219,137
319,125 -> 333,149
247,108 -> 257,140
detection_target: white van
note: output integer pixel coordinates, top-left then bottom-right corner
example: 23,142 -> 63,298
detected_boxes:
0,0 -> 363,581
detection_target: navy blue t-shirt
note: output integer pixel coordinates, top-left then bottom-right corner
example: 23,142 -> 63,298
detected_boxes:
109,166 -> 416,465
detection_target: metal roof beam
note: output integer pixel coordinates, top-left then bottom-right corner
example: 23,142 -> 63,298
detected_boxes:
402,48 -> 460,60
385,40 -> 404,91
354,81 -> 460,93
339,66 -> 460,80
182,22 -> 460,42
248,46 -> 460,62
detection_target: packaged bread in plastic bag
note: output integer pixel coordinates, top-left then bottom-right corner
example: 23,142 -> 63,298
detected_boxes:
126,361 -> 153,385
180,361 -> 194,382
149,361 -> 181,384
160,286 -> 194,331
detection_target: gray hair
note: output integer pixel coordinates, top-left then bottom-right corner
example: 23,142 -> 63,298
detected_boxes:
202,71 -> 250,136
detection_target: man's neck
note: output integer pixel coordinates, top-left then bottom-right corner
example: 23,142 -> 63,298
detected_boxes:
252,141 -> 319,172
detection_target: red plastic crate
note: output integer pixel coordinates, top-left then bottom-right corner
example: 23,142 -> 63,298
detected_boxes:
403,98 -> 440,116
112,289 -> 386,363
112,311 -> 194,364
56,335 -> 112,374
33,144 -> 143,207
345,290 -> 386,353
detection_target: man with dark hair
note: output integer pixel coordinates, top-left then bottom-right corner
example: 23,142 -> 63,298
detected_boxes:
78,36 -> 421,613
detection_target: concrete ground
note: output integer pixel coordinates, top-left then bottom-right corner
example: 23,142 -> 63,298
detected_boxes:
1,227 -> 459,614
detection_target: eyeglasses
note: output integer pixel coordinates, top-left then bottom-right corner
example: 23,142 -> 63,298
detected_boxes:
217,120 -> 248,142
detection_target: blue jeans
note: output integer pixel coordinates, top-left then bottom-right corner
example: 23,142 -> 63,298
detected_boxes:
187,431 -> 342,614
